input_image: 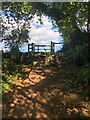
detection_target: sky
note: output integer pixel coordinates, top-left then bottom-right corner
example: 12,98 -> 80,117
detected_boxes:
0,11 -> 64,52
20,15 -> 63,52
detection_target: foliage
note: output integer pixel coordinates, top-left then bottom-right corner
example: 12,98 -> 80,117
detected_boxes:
2,54 -> 27,98
2,58 -> 16,74
20,52 -> 33,64
1,2 -> 89,51
1,3 -> 31,49
1,2 -> 90,95
2,83 -> 10,94
1,17 -> 30,49
2,2 -> 34,15
33,2 -> 89,40
2,57 -> 26,77
72,44 -> 88,66
32,2 -> 89,67
77,65 -> 90,85
63,44 -> 88,66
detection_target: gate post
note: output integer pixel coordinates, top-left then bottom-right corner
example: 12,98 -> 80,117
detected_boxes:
28,44 -> 31,52
28,44 -> 29,52
51,41 -> 55,53
32,43 -> 35,52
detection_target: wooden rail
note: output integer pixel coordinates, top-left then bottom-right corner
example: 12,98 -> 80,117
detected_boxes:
28,41 -> 63,53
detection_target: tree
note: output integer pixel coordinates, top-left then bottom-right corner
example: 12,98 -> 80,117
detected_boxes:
1,2 -> 90,56
1,11 -> 31,50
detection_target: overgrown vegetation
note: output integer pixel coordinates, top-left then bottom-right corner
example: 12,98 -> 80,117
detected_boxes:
2,52 -> 30,100
77,65 -> 90,85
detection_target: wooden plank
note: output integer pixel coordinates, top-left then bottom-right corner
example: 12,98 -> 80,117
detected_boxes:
53,42 -> 63,44
35,48 -> 51,50
35,45 -> 51,47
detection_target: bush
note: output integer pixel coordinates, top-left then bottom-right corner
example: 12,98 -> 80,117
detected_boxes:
77,65 -> 90,85
63,44 -> 88,67
2,58 -> 17,74
72,44 -> 88,66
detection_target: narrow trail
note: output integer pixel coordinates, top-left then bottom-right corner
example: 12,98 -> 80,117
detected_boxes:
2,66 -> 90,119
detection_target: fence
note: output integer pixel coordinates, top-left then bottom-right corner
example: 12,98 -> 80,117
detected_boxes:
28,41 -> 63,53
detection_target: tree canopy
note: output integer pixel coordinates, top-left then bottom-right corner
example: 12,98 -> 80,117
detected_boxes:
1,2 -> 89,43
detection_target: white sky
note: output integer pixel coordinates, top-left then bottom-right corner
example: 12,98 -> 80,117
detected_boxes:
20,14 -> 63,52
29,15 -> 62,45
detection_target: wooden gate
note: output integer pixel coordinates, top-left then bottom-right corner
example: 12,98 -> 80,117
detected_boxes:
28,41 -> 63,53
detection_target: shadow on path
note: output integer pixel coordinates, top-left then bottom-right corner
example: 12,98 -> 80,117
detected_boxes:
2,66 -> 90,119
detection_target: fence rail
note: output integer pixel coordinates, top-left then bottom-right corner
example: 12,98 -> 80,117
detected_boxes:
28,41 -> 63,53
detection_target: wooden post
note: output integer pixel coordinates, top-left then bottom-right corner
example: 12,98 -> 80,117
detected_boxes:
38,46 -> 39,52
28,44 -> 30,52
53,43 -> 55,53
51,41 -> 52,52
32,43 -> 35,52
51,41 -> 55,53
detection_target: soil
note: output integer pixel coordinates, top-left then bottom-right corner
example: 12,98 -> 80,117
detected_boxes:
2,66 -> 90,119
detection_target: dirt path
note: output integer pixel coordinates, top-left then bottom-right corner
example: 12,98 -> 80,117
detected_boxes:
2,66 -> 90,119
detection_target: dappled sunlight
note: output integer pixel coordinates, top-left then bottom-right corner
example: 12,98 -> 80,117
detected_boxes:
63,93 -> 78,101
2,67 -> 55,118
3,88 -> 49,118
44,87 -> 90,118
30,71 -> 46,83
1,2 -> 90,119
2,66 -> 90,118
19,68 -> 53,87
